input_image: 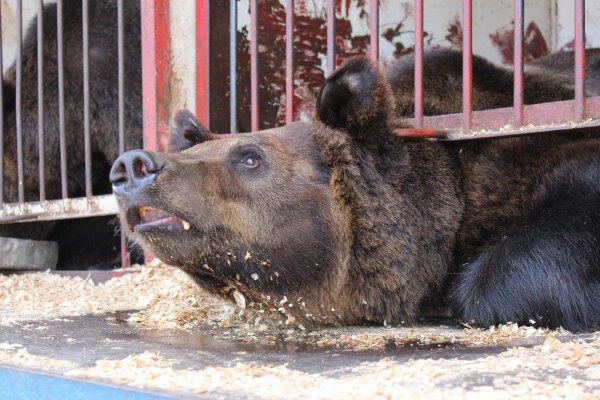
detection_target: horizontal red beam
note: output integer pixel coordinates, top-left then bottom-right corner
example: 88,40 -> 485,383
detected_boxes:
421,96 -> 600,132
204,96 -> 600,142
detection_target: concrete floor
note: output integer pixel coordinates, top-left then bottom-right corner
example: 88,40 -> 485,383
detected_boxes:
2,312 -> 595,399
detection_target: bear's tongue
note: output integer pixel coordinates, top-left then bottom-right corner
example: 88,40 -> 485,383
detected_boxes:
140,206 -> 171,223
134,206 -> 190,231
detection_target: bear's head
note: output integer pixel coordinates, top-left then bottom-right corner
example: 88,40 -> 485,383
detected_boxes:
111,57 -> 457,325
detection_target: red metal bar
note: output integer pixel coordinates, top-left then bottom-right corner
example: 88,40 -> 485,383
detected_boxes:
286,0 -> 294,124
230,0 -> 237,133
414,0 -> 424,128
141,0 -> 170,152
197,0 -> 210,128
250,0 -> 259,132
462,0 -> 473,131
421,96 -> 600,132
141,0 -> 170,263
513,0 -> 524,127
369,0 -> 379,62
326,0 -> 335,75
141,1 -> 156,151
574,0 -> 586,120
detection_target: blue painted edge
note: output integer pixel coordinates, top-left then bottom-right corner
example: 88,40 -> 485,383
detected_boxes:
0,365 -> 181,400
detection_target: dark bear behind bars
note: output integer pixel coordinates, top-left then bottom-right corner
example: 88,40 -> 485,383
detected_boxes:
0,0 -> 142,268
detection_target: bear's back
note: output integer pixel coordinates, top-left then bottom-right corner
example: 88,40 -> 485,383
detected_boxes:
453,132 -> 600,261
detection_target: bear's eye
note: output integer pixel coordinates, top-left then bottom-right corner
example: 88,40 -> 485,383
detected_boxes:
241,155 -> 260,169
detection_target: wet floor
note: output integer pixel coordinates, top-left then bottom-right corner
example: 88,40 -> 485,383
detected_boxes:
0,312 -> 522,377
1,312 -> 598,399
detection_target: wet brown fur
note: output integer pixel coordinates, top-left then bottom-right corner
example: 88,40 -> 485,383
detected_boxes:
113,53 -> 600,331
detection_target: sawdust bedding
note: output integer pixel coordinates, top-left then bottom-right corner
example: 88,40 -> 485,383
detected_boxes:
0,259 -> 580,349
0,335 -> 598,399
0,260 -> 599,398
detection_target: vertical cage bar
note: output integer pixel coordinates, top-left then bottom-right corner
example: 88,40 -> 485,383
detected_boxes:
37,0 -> 45,201
414,0 -> 424,128
117,0 -> 128,268
574,0 -> 585,120
0,5 -> 4,206
369,0 -> 378,61
197,0 -> 210,128
462,0 -> 473,131
57,0 -> 68,199
142,0 -> 157,151
326,0 -> 335,75
140,0 -> 170,152
141,0 -> 170,262
230,0 -> 237,133
513,0 -> 524,127
285,0 -> 294,124
16,0 -> 24,204
82,0 -> 92,200
118,0 -> 125,154
250,0 -> 259,132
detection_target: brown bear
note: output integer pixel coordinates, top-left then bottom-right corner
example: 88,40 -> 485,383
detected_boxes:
529,48 -> 600,96
0,0 -> 142,268
111,56 -> 599,332
387,48 -> 600,117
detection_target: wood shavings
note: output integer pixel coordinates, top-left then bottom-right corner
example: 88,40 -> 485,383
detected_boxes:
0,262 -> 593,352
0,261 -> 261,330
232,290 -> 246,309
0,347 -> 75,371
59,337 -> 600,399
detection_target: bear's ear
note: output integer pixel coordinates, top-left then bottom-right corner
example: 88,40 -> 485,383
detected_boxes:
316,57 -> 394,140
169,109 -> 215,152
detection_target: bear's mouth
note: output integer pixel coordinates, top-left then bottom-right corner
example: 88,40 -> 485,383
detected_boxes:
126,205 -> 191,232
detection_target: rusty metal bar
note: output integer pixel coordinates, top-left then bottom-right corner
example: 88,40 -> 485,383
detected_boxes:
221,93 -> 600,142
369,0 -> 378,61
286,0 -> 294,124
230,0 -> 237,133
16,0 -> 24,204
421,96 -> 600,132
37,0 -> 45,201
142,0 -> 158,150
0,195 -> 119,223
574,0 -> 586,120
462,0 -> 473,131
250,0 -> 259,132
326,0 -> 335,75
196,0 -> 209,129
414,0 -> 424,128
57,0 -> 68,199
142,0 -> 170,151
117,0 -> 128,268
82,0 -> 92,201
513,0 -> 524,127
0,5 -> 4,207
118,0 -> 125,154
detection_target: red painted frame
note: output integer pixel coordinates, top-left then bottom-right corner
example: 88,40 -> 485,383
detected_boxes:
141,0 -> 170,152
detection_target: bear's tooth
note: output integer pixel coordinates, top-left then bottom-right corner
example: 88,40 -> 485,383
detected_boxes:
182,220 -> 190,230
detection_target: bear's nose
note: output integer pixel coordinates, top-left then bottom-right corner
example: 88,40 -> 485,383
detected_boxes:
110,150 -> 163,190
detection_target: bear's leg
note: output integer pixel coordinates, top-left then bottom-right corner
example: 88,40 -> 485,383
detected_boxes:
452,194 -> 599,332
